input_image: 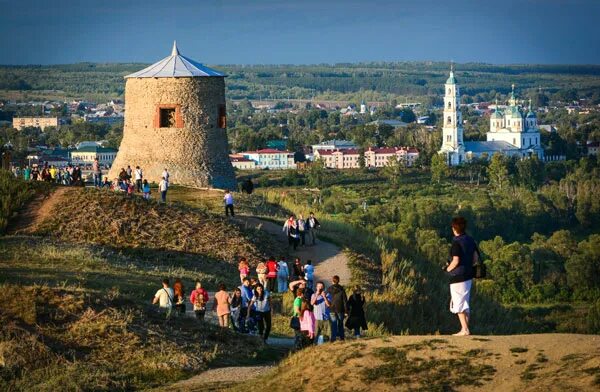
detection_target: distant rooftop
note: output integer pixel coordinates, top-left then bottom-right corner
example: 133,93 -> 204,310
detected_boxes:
125,41 -> 225,79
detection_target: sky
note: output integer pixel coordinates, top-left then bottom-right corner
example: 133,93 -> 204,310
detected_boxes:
1,0 -> 599,65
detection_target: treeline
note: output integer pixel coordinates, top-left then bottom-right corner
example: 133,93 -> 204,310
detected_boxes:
2,62 -> 600,103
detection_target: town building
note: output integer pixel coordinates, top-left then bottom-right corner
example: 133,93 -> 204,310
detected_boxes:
438,67 -> 544,165
315,146 -> 419,169
71,145 -> 118,166
311,139 -> 357,153
240,149 -> 296,170
13,117 -> 59,131
230,155 -> 257,170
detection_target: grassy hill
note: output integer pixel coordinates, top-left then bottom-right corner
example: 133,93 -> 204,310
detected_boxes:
232,335 -> 600,392
0,175 -> 287,391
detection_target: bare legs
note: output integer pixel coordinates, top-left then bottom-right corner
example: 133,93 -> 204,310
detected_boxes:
219,314 -> 230,328
454,311 -> 470,336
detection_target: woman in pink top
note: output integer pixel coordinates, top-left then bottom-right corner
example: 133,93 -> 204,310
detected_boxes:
212,283 -> 231,328
299,298 -> 316,342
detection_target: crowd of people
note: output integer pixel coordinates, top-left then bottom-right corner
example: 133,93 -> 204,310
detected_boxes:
282,212 -> 321,249
152,256 -> 368,349
12,162 -> 86,185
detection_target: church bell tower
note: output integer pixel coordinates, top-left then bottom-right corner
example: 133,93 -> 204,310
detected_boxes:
438,64 -> 464,165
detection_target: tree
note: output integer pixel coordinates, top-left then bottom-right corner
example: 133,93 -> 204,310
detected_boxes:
306,159 -> 325,188
381,155 -> 405,185
566,235 -> 600,300
430,153 -> 449,184
516,156 -> 545,190
487,153 -> 509,190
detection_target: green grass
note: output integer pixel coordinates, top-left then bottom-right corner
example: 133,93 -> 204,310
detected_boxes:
0,169 -> 50,233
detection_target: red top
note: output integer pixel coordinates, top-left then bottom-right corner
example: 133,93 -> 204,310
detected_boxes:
189,288 -> 209,305
266,260 -> 279,278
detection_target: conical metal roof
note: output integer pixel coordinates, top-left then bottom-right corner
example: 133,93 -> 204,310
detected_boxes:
125,41 -> 225,78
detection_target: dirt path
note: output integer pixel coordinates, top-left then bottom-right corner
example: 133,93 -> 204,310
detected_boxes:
234,215 -> 352,286
7,187 -> 72,235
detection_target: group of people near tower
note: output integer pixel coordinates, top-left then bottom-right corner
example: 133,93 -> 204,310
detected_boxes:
12,163 -> 85,185
152,256 -> 368,349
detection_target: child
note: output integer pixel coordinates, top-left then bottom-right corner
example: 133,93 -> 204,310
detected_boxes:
142,179 -> 151,200
304,260 -> 314,290
238,257 -> 250,284
299,298 -> 316,347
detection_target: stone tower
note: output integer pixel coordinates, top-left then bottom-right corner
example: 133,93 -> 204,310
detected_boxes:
438,65 -> 465,165
109,42 -> 236,189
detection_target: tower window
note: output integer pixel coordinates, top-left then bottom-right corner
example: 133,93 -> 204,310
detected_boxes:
154,104 -> 183,128
218,104 -> 227,128
159,108 -> 176,127
447,117 -> 451,124
447,102 -> 451,109
447,135 -> 452,142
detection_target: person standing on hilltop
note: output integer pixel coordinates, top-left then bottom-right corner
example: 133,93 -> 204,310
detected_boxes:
292,257 -> 304,281
311,281 -> 331,344
173,278 -> 186,317
307,212 -> 321,246
92,158 -> 102,188
239,278 -> 253,333
256,260 -> 268,288
445,216 -> 478,336
152,278 -> 174,319
238,257 -> 250,284
247,283 -> 272,343
162,168 -> 170,185
224,189 -> 235,216
304,260 -> 314,290
297,214 -> 307,246
213,283 -> 232,328
142,179 -> 151,200
327,275 -> 348,342
159,176 -> 168,203
126,165 -> 132,180
134,166 -> 143,192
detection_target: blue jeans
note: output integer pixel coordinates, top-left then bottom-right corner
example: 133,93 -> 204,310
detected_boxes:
277,276 -> 288,293
329,312 -> 345,342
161,190 -> 167,202
93,173 -> 102,187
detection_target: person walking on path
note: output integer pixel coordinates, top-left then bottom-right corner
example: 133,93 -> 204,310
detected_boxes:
304,260 -> 314,290
239,278 -> 253,333
152,278 -> 174,319
256,260 -> 268,288
311,281 -> 331,344
238,257 -> 250,284
292,257 -> 304,281
230,288 -> 243,331
173,278 -> 186,317
142,179 -> 151,200
327,275 -> 348,342
277,257 -> 289,293
213,283 -> 232,328
92,158 -> 102,188
283,214 -> 300,250
307,212 -> 321,245
297,214 -> 307,246
299,298 -> 316,346
159,176 -> 168,203
134,166 -> 143,192
446,216 -> 478,336
345,286 -> 368,338
247,283 -> 272,343
189,281 -> 209,321
266,257 -> 279,292
224,189 -> 235,216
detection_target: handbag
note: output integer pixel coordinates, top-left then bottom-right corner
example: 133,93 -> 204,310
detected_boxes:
289,316 -> 301,330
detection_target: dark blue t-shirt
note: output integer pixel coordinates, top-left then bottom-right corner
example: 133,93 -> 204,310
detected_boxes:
449,234 -> 476,283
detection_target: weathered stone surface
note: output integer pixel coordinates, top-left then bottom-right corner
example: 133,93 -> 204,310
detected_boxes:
109,77 -> 236,189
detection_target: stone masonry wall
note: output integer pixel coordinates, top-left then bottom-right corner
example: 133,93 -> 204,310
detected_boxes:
108,77 -> 236,189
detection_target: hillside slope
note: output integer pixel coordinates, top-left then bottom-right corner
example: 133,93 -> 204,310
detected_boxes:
234,334 -> 600,392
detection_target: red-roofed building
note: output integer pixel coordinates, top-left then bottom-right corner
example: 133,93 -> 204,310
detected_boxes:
229,155 -> 257,170
315,146 -> 419,169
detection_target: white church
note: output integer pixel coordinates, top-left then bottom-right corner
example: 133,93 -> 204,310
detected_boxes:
438,68 -> 544,165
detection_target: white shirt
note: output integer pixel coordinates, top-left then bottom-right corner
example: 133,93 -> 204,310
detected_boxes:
155,287 -> 174,308
224,193 -> 234,205
162,170 -> 169,183
134,169 -> 143,180
159,179 -> 168,192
